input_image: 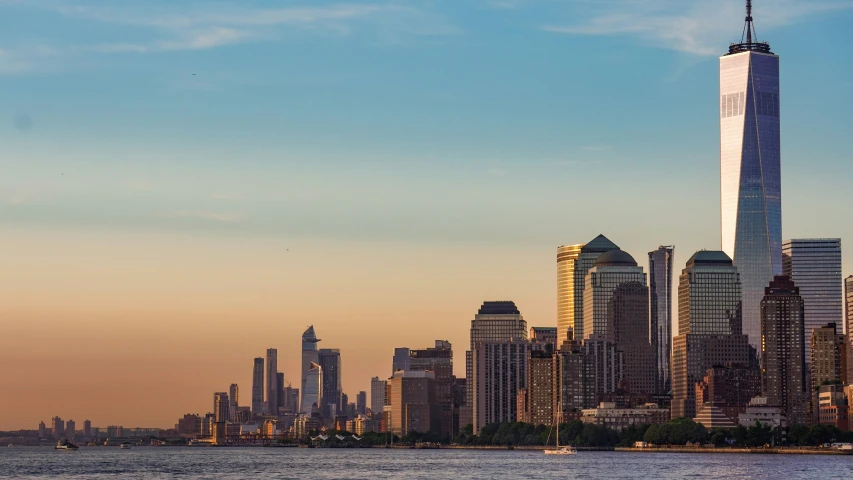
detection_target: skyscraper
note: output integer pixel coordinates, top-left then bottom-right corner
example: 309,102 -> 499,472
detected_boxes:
557,243 -> 584,343
229,384 -> 239,422
392,348 -> 410,374
370,376 -> 386,415
671,251 -> 750,419
51,417 -> 64,439
471,339 -> 538,432
318,348 -> 342,418
760,275 -> 808,426
214,392 -> 229,423
649,245 -> 674,393
810,323 -> 848,390
276,372 -> 286,412
65,420 -> 76,440
356,391 -> 367,415
266,348 -> 278,415
410,340 -> 455,436
302,362 -> 323,413
720,1 -> 782,350
782,239 -> 843,347
573,235 -> 620,340
251,357 -> 264,415
847,276 -> 853,384
300,326 -> 321,413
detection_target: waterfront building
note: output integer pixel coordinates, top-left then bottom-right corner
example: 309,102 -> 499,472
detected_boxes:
266,348 -> 278,416
671,251 -> 750,419
464,301 -> 528,431
761,275 -> 808,425
557,243 -> 584,343
694,363 -> 761,424
388,370 -> 440,436
817,384 -> 849,431
573,235 -> 620,340
370,376 -> 385,415
580,402 -> 669,431
471,339 -> 539,433
530,327 -> 558,349
318,349 -> 342,418
229,384 -> 239,421
176,414 -> 201,436
393,348 -> 410,374
251,357 -> 264,416
720,1 -> 783,351
300,326 -> 321,413
410,340 -> 455,436
356,391 -> 367,415
51,417 -> 64,440
693,404 -> 737,429
553,330 -> 596,420
649,246 -> 675,394
214,392 -> 230,423
738,397 -> 787,430
810,323 -> 848,390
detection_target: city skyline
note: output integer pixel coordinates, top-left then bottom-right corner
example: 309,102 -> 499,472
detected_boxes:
2,0 -> 852,430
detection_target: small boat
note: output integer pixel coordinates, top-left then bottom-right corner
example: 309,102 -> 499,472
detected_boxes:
55,440 -> 79,450
544,413 -> 577,455
120,442 -> 132,449
7,444 -> 12,448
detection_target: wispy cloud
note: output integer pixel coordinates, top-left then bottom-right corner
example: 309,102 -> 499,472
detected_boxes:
169,211 -> 243,223
543,0 -> 853,56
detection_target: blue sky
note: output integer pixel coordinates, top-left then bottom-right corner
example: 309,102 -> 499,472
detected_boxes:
1,1 -> 852,426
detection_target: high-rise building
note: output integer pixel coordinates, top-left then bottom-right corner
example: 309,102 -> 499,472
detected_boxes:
524,349 -> 554,426
392,348 -> 410,374
229,384 -> 239,421
51,417 -> 64,439
573,235 -> 620,340
471,339 -> 539,433
760,275 -> 808,425
356,391 -> 367,415
582,249 -> 654,395
65,420 -> 76,440
276,373 -> 286,412
302,362 -> 323,413
782,239 -> 843,349
251,357 -> 264,415
266,348 -> 278,415
464,301 -> 528,430
388,370 -> 440,436
318,349 -> 342,418
557,243 -> 584,342
83,420 -> 91,437
370,376 -> 385,415
810,323 -> 848,390
38,421 -> 46,438
649,245 -> 674,393
554,332 -> 596,420
584,334 -> 624,396
671,251 -> 750,419
847,275 -> 853,384
694,364 -> 761,424
410,340 -> 455,436
214,392 -> 230,423
720,2 -> 783,351
300,326 -> 321,413
530,327 -> 558,349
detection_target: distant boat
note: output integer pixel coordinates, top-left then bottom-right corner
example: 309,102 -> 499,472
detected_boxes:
7,444 -> 12,448
120,442 -> 132,449
544,413 -> 577,456
55,440 -> 79,450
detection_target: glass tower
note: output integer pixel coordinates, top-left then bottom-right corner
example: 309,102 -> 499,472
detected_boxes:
265,348 -> 278,415
557,243 -> 583,344
300,326 -> 321,413
720,2 -> 782,350
782,239 -> 843,349
251,357 -> 264,415
573,235 -> 619,341
649,246 -> 674,393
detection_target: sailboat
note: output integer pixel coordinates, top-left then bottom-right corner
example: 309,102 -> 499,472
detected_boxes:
544,412 -> 577,455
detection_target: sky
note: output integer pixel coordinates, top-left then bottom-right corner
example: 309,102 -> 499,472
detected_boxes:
1,0 -> 851,430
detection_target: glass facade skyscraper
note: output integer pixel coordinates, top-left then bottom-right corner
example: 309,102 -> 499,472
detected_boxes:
251,357 -> 264,415
720,5 -> 782,350
649,246 -> 674,393
318,348 -> 342,418
557,243 -> 583,344
573,235 -> 619,341
300,326 -> 321,413
265,348 -> 278,415
782,239 -> 843,350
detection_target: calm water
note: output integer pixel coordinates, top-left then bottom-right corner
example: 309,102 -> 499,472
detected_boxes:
1,447 -> 852,479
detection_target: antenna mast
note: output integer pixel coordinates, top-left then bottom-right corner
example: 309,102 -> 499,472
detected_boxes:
729,0 -> 771,55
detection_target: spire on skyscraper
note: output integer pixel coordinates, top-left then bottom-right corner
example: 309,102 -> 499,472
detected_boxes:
729,0 -> 772,54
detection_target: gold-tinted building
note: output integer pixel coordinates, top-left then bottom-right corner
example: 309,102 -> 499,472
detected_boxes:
557,244 -> 583,344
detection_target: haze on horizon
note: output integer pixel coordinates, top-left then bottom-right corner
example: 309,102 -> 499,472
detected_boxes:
1,0 -> 851,430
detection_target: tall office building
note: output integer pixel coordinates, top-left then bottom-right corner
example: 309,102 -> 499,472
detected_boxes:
370,376 -> 386,415
392,348 -> 410,374
524,349 -> 555,426
760,275 -> 808,426
649,245 -> 674,393
554,333 -> 596,419
229,384 -> 239,422
266,348 -> 278,415
582,249 -> 655,395
302,362 -> 323,413
276,372 -> 286,412
573,235 -> 620,340
356,391 -> 367,415
51,417 -> 64,439
530,327 -> 558,348
65,420 -> 76,440
410,340 -> 455,436
847,276 -> 853,384
83,420 -> 91,438
463,301 -> 528,430
782,239 -> 843,346
318,349 -> 342,418
471,339 -> 539,433
671,251 -> 750,419
300,326 -> 321,413
214,392 -> 230,423
388,370 -> 440,436
557,243 -> 584,343
810,323 -> 848,390
251,357 -> 264,415
720,1 -> 783,350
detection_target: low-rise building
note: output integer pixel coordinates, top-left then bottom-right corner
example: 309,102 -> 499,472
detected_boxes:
738,397 -> 786,429
580,402 -> 669,431
817,385 -> 849,431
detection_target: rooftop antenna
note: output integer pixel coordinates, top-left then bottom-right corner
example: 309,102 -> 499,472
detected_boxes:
729,0 -> 771,55
741,0 -> 758,44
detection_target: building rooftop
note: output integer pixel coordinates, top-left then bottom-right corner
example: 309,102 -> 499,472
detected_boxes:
686,250 -> 733,267
478,301 -> 520,315
581,234 -> 619,254
594,249 -> 637,267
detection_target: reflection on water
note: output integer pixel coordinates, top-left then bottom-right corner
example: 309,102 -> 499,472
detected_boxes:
1,448 -> 851,479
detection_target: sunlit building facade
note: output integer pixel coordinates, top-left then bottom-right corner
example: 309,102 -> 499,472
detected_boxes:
649,246 -> 674,393
557,243 -> 583,344
300,326 -> 321,413
573,235 -> 620,340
